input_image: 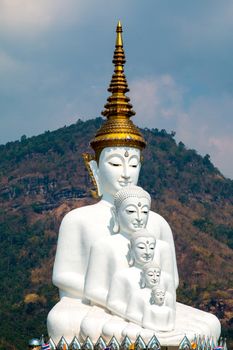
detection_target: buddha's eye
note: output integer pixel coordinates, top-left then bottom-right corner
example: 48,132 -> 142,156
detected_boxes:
136,244 -> 145,250
109,162 -> 121,167
147,272 -> 153,277
129,158 -> 139,168
126,209 -> 136,214
125,206 -> 136,214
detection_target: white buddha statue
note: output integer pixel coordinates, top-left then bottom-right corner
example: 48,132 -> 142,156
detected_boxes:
125,261 -> 175,331
101,218 -> 175,331
47,21 -> 221,347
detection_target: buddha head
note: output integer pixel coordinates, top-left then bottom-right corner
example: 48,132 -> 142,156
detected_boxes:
140,261 -> 161,289
151,286 -> 165,306
86,147 -> 142,200
127,229 -> 155,267
83,22 -> 146,202
112,186 -> 151,235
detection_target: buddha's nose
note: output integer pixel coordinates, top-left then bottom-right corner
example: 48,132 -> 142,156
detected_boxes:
122,165 -> 130,179
136,212 -> 143,222
136,218 -> 143,224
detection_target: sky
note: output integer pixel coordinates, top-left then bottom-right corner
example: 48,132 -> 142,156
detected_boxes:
0,0 -> 233,179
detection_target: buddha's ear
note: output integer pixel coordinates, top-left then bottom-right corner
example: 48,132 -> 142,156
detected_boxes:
127,242 -> 134,267
89,160 -> 102,197
111,207 -> 120,233
140,271 -> 146,289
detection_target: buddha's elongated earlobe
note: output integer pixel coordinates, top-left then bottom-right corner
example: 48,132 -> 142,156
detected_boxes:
127,242 -> 135,267
111,207 -> 120,233
139,271 -> 146,289
89,159 -> 102,197
82,153 -> 102,198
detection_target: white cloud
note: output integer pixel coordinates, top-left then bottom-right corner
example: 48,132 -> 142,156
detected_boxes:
180,95 -> 233,178
130,75 -> 233,178
0,0 -> 232,179
208,136 -> 233,178
0,0 -> 127,38
130,75 -> 185,128
0,0 -> 88,37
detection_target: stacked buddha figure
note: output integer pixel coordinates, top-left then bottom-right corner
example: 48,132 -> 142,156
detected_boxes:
47,22 -> 221,347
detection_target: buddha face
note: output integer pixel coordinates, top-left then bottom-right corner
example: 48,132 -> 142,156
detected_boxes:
152,287 -> 165,306
144,266 -> 161,288
94,147 -> 141,197
117,197 -> 150,235
132,236 -> 155,265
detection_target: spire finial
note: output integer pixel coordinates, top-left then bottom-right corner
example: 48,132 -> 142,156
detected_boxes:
90,22 -> 146,161
116,20 -> 123,46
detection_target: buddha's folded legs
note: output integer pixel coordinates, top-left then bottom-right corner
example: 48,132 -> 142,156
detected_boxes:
176,302 -> 221,341
47,297 -> 90,345
101,302 -> 220,346
80,305 -> 112,342
47,299 -> 220,346
122,322 -> 151,341
102,315 -> 129,341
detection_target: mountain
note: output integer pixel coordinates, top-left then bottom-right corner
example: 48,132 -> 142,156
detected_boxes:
0,117 -> 232,350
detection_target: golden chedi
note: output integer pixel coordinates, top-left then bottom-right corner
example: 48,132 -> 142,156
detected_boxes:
90,21 -> 146,161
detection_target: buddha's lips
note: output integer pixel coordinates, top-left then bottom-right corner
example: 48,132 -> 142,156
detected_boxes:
133,223 -> 144,228
142,254 -> 152,260
151,279 -> 159,284
118,180 -> 132,186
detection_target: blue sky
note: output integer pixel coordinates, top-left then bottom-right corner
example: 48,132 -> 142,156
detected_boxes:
0,0 -> 233,178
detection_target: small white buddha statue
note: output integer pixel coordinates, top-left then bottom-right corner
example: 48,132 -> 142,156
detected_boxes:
139,262 -> 174,331
107,229 -> 175,331
126,261 -> 174,331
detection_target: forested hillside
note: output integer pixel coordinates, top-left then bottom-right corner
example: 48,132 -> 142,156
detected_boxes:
0,118 -> 232,350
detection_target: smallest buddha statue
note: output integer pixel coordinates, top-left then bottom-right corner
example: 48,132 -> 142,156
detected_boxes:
124,259 -> 175,332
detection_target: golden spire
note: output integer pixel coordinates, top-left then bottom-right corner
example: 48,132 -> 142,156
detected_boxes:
90,21 -> 146,160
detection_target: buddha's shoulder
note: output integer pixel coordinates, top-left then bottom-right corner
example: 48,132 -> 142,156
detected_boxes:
92,233 -> 125,249
148,210 -> 169,226
61,201 -> 108,225
156,239 -> 171,251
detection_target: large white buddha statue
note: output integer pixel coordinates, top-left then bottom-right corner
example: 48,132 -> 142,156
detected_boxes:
47,22 -> 221,347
